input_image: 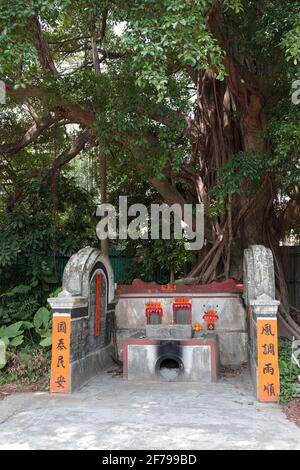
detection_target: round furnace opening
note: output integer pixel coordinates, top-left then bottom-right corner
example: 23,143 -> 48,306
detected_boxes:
159,358 -> 181,381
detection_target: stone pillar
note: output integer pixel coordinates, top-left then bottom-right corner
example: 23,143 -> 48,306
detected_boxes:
249,294 -> 280,402
244,245 -> 280,402
49,293 -> 88,393
48,246 -> 115,393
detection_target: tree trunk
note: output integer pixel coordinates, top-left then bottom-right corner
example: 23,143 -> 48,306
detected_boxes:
148,64 -> 292,320
186,67 -> 293,319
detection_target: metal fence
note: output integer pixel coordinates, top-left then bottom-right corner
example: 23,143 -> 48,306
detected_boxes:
37,248 -> 300,305
7,250 -> 168,288
5,248 -> 300,301
286,246 -> 300,310
109,250 -> 169,284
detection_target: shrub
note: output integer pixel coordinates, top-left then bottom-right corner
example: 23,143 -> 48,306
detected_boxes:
0,349 -> 51,391
0,307 -> 52,369
279,339 -> 300,403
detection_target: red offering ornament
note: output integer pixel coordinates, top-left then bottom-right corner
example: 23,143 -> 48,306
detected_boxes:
145,302 -> 163,324
203,309 -> 219,331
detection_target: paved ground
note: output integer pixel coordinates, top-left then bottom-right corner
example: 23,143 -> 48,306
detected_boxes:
0,371 -> 299,450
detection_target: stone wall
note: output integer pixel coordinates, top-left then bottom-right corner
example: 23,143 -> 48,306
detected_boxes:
49,246 -> 115,392
115,279 -> 248,368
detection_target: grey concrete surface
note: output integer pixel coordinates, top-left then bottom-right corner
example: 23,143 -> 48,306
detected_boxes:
145,324 -> 192,339
0,371 -> 299,450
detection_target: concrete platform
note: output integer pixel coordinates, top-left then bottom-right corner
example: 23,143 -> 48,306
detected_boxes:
0,371 -> 300,450
123,335 -> 218,382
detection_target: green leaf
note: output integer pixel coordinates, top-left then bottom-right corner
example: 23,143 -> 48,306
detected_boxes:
0,336 -> 9,347
2,322 -> 24,338
34,307 -> 50,330
10,335 -> 24,347
40,336 -> 52,347
21,321 -> 34,330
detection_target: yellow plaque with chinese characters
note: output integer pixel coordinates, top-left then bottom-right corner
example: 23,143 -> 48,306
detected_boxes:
257,319 -> 279,402
50,315 -> 71,393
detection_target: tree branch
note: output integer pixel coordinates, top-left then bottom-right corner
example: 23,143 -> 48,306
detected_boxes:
31,16 -> 59,76
0,113 -> 59,156
46,128 -> 96,172
6,83 -> 96,128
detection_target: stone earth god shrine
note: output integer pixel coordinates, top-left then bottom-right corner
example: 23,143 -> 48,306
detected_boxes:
49,245 -> 280,402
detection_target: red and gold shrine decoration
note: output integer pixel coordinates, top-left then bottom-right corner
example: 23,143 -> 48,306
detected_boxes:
50,315 -> 71,393
257,319 -> 279,402
173,297 -> 192,322
173,297 -> 192,310
95,272 -> 102,337
145,302 -> 163,318
203,309 -> 219,331
161,284 -> 177,291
